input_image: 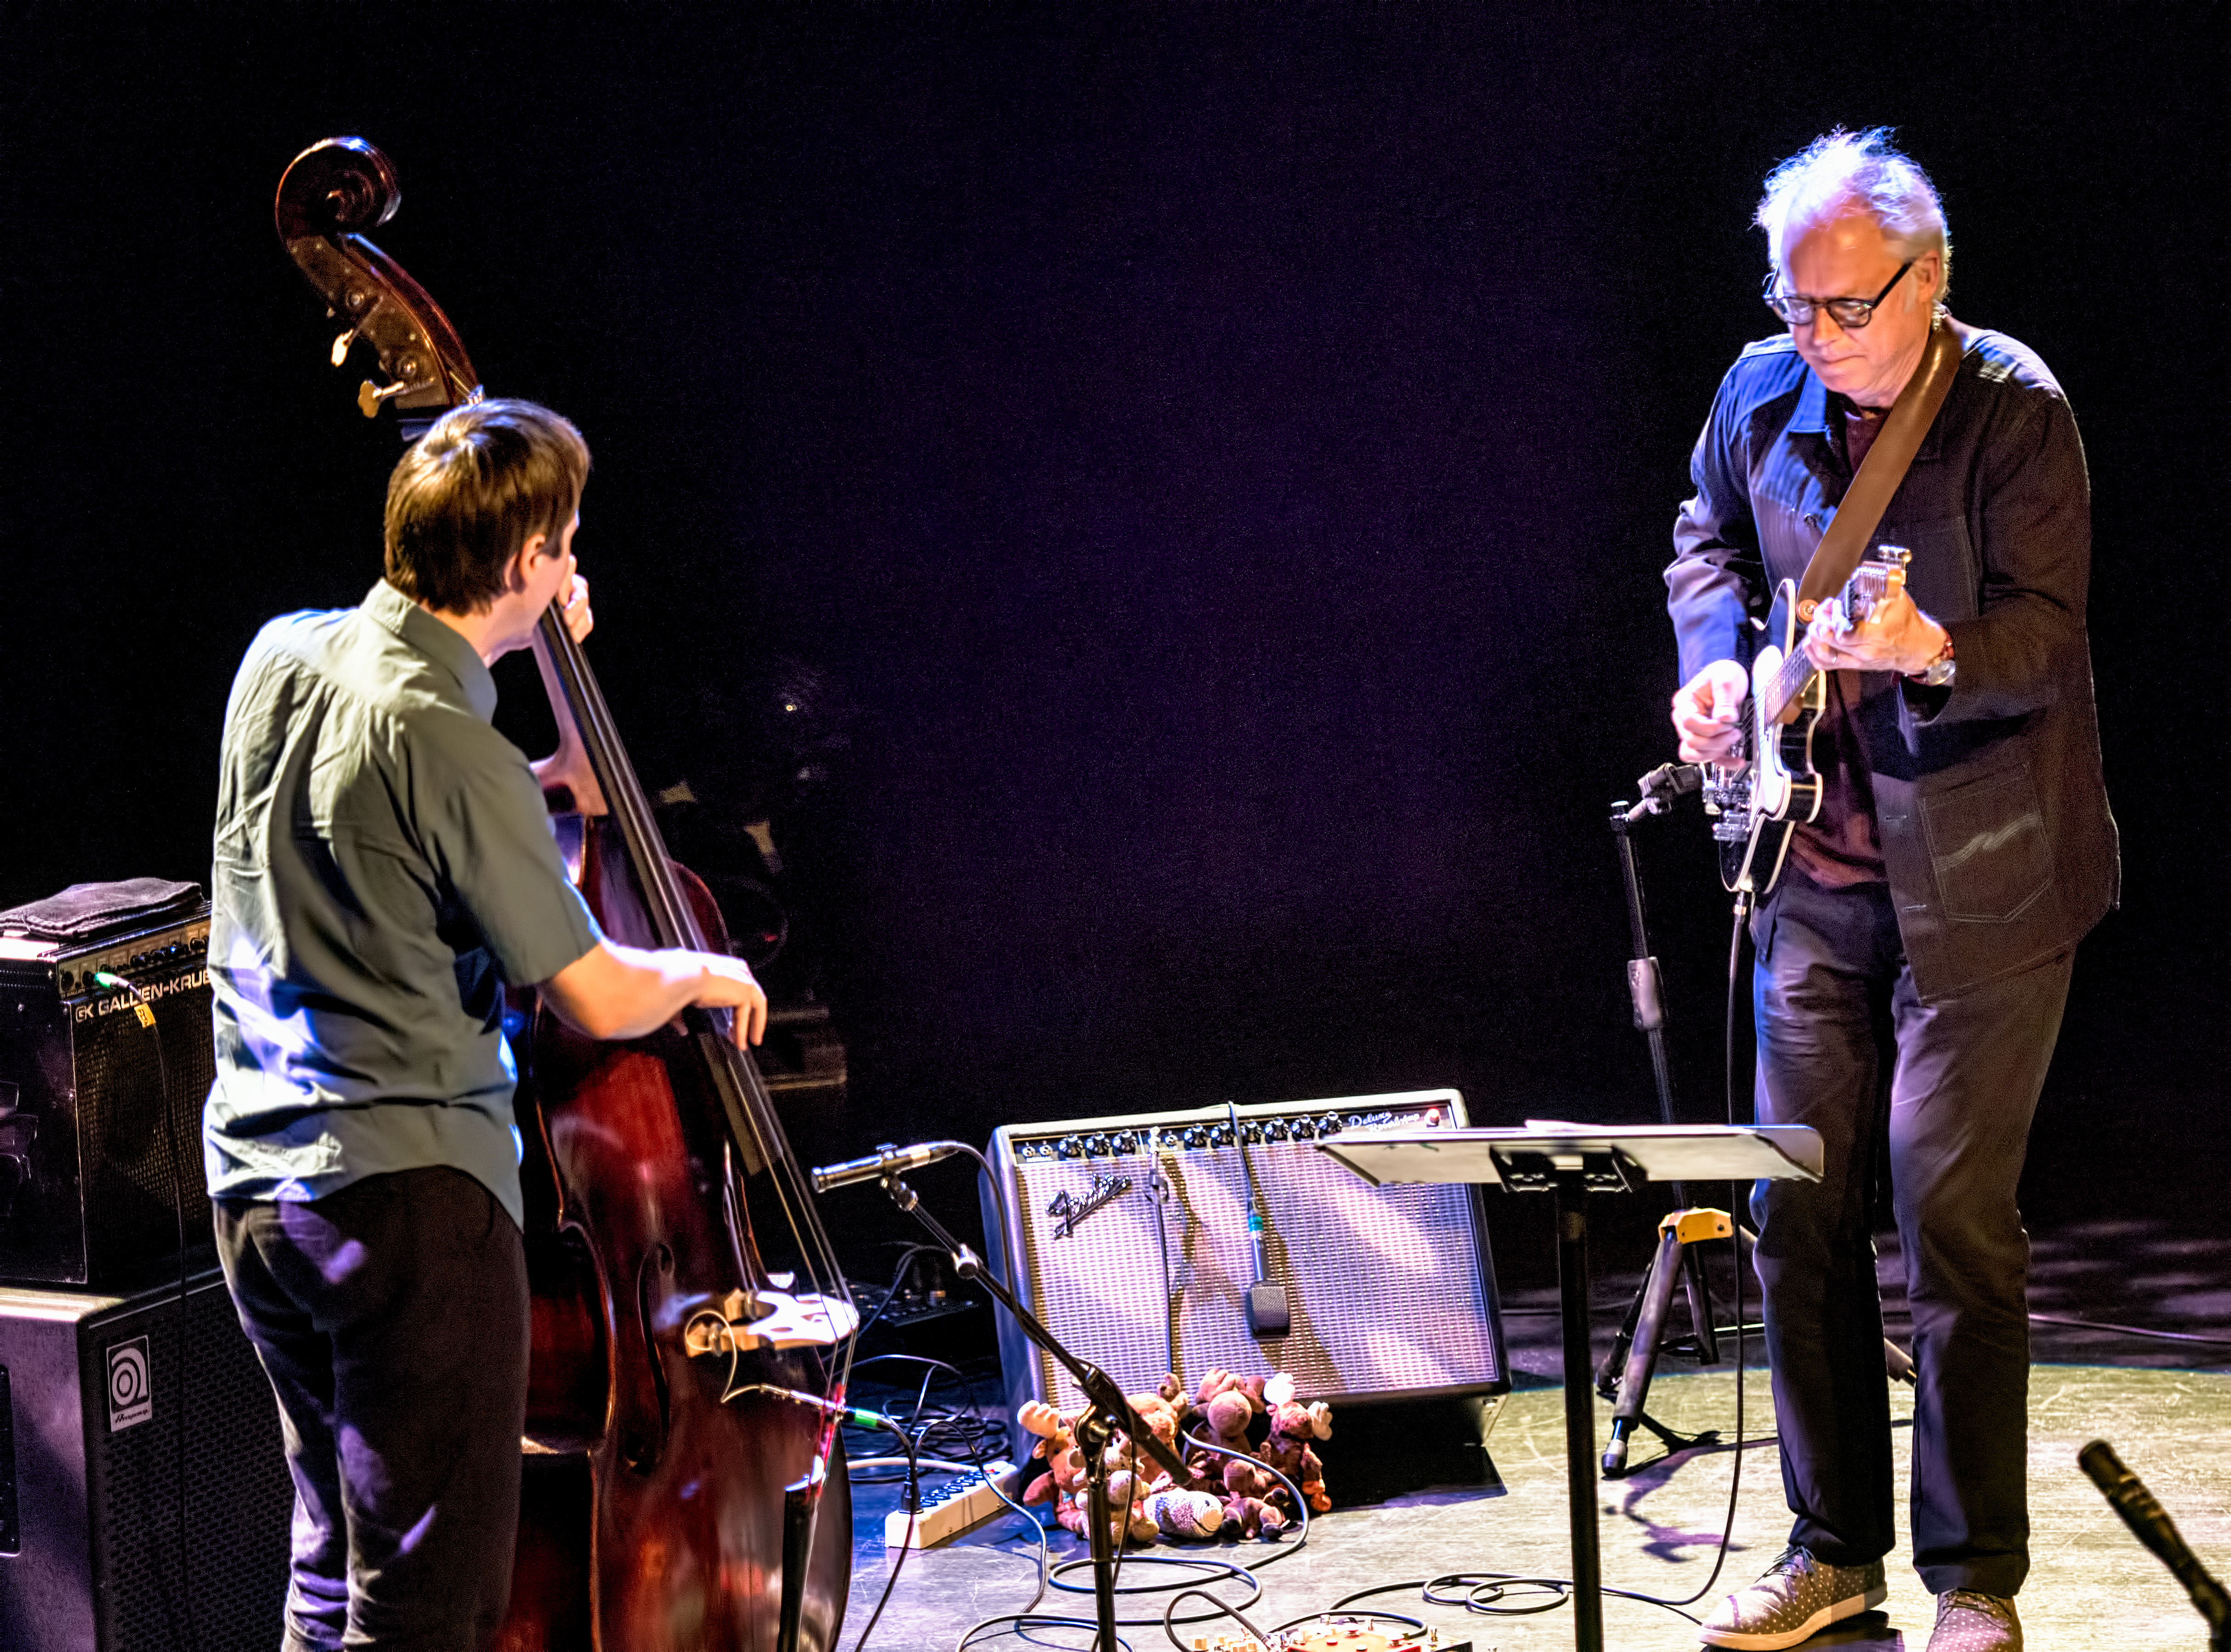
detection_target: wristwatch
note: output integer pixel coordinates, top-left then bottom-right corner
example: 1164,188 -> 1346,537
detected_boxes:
1909,631 -> 1956,688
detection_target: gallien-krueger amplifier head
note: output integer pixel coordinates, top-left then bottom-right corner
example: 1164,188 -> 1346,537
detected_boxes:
980,1089 -> 1507,1436
0,910 -> 215,1287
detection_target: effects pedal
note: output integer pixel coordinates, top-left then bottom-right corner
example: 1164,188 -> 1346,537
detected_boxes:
881,1460 -> 1021,1549
1191,1622 -> 1470,1652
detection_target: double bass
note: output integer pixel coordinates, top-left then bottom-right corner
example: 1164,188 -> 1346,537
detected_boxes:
273,136 -> 858,1652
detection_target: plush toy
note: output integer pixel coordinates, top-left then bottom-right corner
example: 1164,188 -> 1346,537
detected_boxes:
1258,1397 -> 1334,1516
1101,1469 -> 1163,1544
1141,1487 -> 1226,1541
1216,1456 -> 1289,1538
1016,1368 -> 1328,1547
1017,1385 -> 1186,1546
1017,1401 -> 1088,1515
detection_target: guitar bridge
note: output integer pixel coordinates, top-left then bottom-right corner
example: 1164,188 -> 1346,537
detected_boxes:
1702,770 -> 1752,844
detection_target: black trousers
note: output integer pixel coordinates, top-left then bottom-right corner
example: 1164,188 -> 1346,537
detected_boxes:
1751,873 -> 2072,1599
216,1167 -> 531,1652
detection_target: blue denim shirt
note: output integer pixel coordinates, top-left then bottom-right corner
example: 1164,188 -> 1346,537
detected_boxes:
204,582 -> 601,1226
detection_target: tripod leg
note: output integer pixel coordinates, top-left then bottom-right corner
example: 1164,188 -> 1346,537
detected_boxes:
1603,1226 -> 1686,1476
1595,1271 -> 1650,1398
1681,1240 -> 1719,1365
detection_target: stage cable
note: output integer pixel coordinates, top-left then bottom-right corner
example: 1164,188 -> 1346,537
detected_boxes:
1303,890 -> 1765,1641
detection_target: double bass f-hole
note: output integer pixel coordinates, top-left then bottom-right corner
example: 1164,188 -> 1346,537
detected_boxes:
631,1243 -> 675,1474
275,136 -> 860,1652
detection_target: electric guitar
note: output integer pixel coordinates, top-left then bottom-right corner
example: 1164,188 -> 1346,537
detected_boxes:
1702,545 -> 1911,896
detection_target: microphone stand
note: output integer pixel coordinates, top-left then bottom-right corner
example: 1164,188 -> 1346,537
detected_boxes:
863,1167 -> 1186,1652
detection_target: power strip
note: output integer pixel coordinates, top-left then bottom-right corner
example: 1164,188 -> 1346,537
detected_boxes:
882,1460 -> 1021,1549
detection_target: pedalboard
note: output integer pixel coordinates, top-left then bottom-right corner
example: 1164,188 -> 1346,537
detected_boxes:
1190,1623 -> 1470,1652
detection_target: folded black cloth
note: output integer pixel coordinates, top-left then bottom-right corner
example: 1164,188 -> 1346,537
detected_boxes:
0,878 -> 205,941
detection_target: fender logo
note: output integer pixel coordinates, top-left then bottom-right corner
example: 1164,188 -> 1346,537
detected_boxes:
1047,1174 -> 1130,1239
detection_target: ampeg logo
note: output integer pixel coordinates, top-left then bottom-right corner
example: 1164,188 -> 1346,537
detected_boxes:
107,1337 -> 153,1432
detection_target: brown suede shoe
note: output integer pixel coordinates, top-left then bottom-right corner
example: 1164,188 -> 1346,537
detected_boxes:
1928,1590 -> 2021,1652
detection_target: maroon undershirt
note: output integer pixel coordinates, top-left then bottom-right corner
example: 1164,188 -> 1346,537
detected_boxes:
1785,402 -> 1890,889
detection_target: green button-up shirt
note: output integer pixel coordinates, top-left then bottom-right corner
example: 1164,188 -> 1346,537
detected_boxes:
204,581 -> 600,1226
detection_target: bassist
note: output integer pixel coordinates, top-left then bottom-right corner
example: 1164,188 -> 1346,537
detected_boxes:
1664,130 -> 2117,1652
205,399 -> 774,1652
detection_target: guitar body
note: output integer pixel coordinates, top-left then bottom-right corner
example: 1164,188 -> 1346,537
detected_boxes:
1708,549 -> 1910,897
1714,579 -> 1823,894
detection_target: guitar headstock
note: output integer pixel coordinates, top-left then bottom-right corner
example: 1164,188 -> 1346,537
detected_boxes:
1845,543 -> 1911,623
275,137 -> 481,437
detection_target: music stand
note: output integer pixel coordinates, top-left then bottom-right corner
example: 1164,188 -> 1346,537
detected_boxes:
1315,1122 -> 1823,1652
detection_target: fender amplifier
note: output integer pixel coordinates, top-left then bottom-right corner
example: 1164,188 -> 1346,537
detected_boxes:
981,1090 -> 1507,1432
0,910 -> 214,1286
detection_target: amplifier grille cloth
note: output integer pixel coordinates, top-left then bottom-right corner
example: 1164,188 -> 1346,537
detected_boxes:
1010,1143 -> 1497,1409
92,1279 -> 292,1650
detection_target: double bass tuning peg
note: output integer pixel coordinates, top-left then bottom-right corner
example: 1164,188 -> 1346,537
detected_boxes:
357,377 -> 416,418
330,328 -> 358,368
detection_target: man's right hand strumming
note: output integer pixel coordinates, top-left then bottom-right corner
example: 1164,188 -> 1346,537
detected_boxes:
1671,659 -> 1750,770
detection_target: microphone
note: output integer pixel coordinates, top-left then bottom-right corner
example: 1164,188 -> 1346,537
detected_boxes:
1638,761 -> 1703,800
811,1141 -> 968,1194
1624,761 -> 1705,821
2079,1440 -> 2231,1643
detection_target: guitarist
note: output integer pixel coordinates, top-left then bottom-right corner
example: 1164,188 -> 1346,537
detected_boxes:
1666,130 -> 2117,1652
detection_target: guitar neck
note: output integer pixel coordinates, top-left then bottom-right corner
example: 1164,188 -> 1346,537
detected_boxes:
1760,640 -> 1818,725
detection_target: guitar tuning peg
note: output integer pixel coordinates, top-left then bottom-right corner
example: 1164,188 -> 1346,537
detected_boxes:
330,328 -> 358,368
357,378 -> 415,418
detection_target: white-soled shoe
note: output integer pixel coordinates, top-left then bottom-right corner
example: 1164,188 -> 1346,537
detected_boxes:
1697,1545 -> 1889,1650
1928,1590 -> 2021,1651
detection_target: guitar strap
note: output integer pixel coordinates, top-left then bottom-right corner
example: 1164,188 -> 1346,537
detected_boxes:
1793,312 -> 1964,621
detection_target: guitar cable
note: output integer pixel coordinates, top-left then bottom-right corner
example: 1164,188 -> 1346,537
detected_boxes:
1255,891 -> 1765,1643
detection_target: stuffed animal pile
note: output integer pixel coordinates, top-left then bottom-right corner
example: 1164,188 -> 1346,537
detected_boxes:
1016,1368 -> 1334,1546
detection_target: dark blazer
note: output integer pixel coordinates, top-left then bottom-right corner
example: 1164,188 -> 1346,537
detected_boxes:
1667,321 -> 2118,1001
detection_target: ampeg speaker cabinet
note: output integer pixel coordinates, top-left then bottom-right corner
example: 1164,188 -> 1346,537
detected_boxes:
0,909 -> 215,1286
0,1266 -> 293,1652
982,1090 -> 1507,1435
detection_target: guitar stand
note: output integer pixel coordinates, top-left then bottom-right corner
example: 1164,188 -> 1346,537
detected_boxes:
1603,786 -> 1912,1481
1596,1206 -> 1738,1476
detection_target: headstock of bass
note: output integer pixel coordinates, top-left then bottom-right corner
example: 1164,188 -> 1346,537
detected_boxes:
275,136 -> 481,435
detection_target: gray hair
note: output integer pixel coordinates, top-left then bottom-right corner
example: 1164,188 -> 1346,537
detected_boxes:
1756,127 -> 1951,305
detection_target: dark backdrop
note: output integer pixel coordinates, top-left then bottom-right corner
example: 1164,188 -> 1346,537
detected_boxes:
7,4 -> 2225,1264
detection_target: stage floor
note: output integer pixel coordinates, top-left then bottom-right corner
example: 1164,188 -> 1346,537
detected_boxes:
840,1361 -> 2231,1650
837,1207 -> 2231,1650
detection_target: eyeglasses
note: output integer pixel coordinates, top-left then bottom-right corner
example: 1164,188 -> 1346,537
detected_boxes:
1763,260 -> 1914,329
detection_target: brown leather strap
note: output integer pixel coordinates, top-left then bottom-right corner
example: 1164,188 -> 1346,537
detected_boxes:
1795,313 -> 1964,618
